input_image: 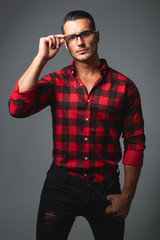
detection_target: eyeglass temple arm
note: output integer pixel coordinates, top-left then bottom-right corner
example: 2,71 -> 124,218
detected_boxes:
59,37 -> 66,40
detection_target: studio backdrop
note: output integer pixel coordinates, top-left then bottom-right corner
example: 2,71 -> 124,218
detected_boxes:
0,0 -> 159,239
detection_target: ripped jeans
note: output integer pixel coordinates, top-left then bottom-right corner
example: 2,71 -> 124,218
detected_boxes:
36,162 -> 125,240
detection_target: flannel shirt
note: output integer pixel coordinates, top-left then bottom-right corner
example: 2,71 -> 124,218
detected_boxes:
9,59 -> 146,182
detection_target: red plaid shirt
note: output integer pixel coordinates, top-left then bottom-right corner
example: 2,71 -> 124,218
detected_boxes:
9,59 -> 145,182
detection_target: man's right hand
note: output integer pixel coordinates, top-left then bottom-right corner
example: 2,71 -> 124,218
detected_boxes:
18,34 -> 65,92
37,34 -> 65,62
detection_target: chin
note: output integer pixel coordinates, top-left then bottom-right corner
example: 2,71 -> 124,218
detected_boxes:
73,53 -> 94,63
72,47 -> 98,63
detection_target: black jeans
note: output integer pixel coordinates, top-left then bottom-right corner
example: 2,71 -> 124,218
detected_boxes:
36,162 -> 125,240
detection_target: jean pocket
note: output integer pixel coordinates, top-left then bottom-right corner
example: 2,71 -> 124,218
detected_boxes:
103,176 -> 121,196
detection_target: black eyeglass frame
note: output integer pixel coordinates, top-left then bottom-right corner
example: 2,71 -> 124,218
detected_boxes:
60,30 -> 97,42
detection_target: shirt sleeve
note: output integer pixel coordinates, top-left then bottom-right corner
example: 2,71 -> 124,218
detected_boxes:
8,74 -> 53,118
122,81 -> 146,167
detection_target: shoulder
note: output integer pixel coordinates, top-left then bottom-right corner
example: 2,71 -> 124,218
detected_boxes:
51,64 -> 72,77
108,66 -> 139,92
41,64 -> 72,84
50,64 -> 72,81
109,67 -> 133,84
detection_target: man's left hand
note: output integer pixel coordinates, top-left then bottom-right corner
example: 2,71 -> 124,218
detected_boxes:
105,193 -> 131,221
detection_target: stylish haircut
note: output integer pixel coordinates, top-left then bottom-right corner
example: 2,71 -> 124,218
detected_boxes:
61,10 -> 96,34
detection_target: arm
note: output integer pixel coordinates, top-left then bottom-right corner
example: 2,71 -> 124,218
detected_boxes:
122,165 -> 141,202
8,34 -> 65,117
105,81 -> 145,221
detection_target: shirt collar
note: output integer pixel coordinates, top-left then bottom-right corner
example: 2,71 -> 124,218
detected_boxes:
69,59 -> 108,76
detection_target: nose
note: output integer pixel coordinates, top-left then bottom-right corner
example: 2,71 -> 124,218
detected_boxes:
77,36 -> 85,45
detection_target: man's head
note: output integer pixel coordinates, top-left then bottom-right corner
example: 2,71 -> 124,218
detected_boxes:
61,10 -> 99,63
61,10 -> 96,34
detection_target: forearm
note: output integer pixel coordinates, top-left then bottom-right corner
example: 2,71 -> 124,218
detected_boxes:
18,55 -> 47,92
121,165 -> 141,202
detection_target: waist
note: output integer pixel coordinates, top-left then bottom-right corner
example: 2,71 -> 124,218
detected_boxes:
47,161 -> 120,187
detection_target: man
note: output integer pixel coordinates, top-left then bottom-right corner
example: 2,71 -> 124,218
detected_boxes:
9,10 -> 145,240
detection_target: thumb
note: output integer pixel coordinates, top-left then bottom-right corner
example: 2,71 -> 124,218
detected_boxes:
59,38 -> 65,46
107,194 -> 114,201
56,34 -> 65,45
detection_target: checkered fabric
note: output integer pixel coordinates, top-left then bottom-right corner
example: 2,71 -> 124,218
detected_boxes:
9,59 -> 146,182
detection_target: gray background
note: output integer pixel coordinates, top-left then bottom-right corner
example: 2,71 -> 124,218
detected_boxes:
1,0 -> 159,239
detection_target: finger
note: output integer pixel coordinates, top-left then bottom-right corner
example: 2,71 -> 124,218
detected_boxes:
45,35 -> 56,49
60,38 -> 65,45
56,34 -> 66,45
44,36 -> 54,49
105,204 -> 119,216
50,35 -> 63,49
47,34 -> 65,46
105,209 -> 122,220
52,36 -> 58,49
49,37 -> 54,48
56,34 -> 66,38
52,35 -> 58,49
106,210 -> 117,216
105,206 -> 114,215
106,194 -> 114,201
106,207 -> 126,220
55,36 -> 60,49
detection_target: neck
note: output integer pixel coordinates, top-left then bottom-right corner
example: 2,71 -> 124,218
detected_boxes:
74,54 -> 101,77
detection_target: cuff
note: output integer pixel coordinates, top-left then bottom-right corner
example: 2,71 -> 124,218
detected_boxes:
11,81 -> 37,103
122,150 -> 144,167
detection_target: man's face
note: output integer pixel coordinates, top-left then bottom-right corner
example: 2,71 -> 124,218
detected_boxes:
63,18 -> 99,63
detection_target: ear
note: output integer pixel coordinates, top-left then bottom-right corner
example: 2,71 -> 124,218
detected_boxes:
96,31 -> 100,44
64,41 -> 69,51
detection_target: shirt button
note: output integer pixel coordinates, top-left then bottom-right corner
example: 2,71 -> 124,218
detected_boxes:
84,137 -> 88,141
80,83 -> 83,86
84,157 -> 88,160
87,99 -> 90,103
85,118 -> 89,121
84,173 -> 87,177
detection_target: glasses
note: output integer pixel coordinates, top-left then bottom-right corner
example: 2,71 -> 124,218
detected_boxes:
61,30 -> 96,44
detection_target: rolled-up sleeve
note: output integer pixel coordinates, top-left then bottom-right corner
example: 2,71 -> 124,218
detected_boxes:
8,74 -> 53,118
122,81 -> 146,166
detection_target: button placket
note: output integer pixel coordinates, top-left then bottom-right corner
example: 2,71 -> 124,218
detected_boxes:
84,173 -> 88,178
83,100 -> 90,170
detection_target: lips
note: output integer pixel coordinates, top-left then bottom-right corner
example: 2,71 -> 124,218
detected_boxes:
76,48 -> 88,53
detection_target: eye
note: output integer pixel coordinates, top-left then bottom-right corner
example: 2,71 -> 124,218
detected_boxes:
67,34 -> 76,41
81,31 -> 91,38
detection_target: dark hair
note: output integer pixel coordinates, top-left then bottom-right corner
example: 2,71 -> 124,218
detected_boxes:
61,10 -> 96,34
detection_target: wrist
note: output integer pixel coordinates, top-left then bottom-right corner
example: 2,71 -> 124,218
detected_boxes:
121,189 -> 135,203
35,54 -> 48,66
